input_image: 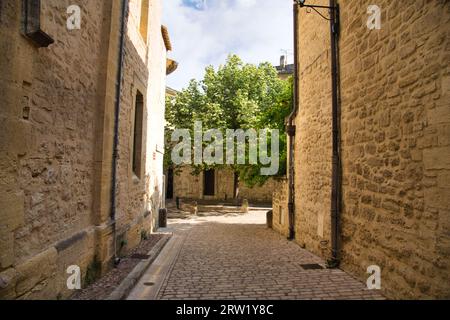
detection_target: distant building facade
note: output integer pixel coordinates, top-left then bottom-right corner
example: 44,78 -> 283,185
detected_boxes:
168,166 -> 277,204
166,86 -> 179,98
275,55 -> 294,80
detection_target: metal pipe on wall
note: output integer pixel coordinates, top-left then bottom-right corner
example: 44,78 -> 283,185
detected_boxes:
111,0 -> 129,264
328,0 -> 341,268
287,2 -> 300,241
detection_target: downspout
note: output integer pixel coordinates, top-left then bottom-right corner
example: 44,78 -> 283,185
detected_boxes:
287,3 -> 300,241
328,0 -> 341,268
111,0 -> 128,265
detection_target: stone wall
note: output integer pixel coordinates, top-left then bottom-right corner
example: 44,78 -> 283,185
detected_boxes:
114,0 -> 167,254
339,0 -> 450,299
272,178 -> 289,237
288,0 -> 450,299
0,0 -> 167,299
240,178 -> 279,203
172,166 -> 275,203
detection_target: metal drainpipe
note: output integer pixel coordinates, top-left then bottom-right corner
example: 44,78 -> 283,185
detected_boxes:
328,0 -> 341,268
287,3 -> 300,241
111,0 -> 128,265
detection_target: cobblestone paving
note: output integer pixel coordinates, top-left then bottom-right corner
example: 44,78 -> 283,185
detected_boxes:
156,210 -> 384,300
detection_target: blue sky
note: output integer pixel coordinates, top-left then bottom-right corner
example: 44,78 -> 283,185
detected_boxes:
181,0 -> 207,10
163,0 -> 293,90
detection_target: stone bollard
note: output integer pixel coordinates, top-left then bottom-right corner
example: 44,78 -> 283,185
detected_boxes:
192,201 -> 198,215
266,210 -> 273,229
241,199 -> 249,213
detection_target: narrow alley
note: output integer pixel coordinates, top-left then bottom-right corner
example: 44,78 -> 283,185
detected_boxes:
1,0 -> 449,304
128,208 -> 384,300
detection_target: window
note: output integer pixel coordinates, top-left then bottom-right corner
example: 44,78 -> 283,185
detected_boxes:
139,0 -> 149,42
132,91 -> 144,178
22,0 -> 54,47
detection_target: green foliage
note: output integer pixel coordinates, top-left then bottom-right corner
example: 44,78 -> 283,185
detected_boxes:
83,257 -> 102,288
165,54 -> 293,187
141,230 -> 149,241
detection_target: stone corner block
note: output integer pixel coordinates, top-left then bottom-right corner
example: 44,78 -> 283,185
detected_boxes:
15,247 -> 58,297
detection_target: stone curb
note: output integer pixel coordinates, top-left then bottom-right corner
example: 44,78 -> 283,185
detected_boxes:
106,233 -> 172,300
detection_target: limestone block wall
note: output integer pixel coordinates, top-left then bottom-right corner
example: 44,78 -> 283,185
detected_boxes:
173,167 -> 236,201
216,168 -> 237,200
240,178 -> 279,203
294,0 -> 333,256
115,0 -> 149,256
272,178 -> 289,237
0,0 -> 111,299
339,0 -> 450,299
291,0 -> 450,299
173,166 -> 276,203
0,0 -> 167,299
114,0 -> 167,252
173,167 -> 203,199
145,0 -> 167,231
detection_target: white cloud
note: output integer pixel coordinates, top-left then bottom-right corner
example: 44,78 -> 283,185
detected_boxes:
235,0 -> 257,8
163,0 -> 293,90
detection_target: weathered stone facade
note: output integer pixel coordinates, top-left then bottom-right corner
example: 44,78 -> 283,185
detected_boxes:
273,0 -> 450,299
339,0 -> 450,299
0,0 -> 170,299
172,166 -> 276,203
272,178 -> 289,237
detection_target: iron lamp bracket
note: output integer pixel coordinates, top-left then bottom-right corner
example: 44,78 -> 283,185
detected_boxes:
294,0 -> 339,22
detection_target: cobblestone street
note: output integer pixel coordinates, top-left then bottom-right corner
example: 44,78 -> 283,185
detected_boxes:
128,208 -> 384,300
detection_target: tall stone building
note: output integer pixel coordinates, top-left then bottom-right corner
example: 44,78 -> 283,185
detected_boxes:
273,0 -> 450,298
0,0 -> 175,299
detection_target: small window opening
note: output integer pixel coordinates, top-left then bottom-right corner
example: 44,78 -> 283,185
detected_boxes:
133,91 -> 144,178
139,0 -> 149,42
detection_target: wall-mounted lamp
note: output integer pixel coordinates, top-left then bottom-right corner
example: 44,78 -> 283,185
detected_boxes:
295,0 -> 337,10
22,0 -> 54,47
294,0 -> 339,24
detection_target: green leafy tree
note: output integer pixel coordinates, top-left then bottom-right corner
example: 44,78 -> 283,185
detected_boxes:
165,55 -> 293,192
